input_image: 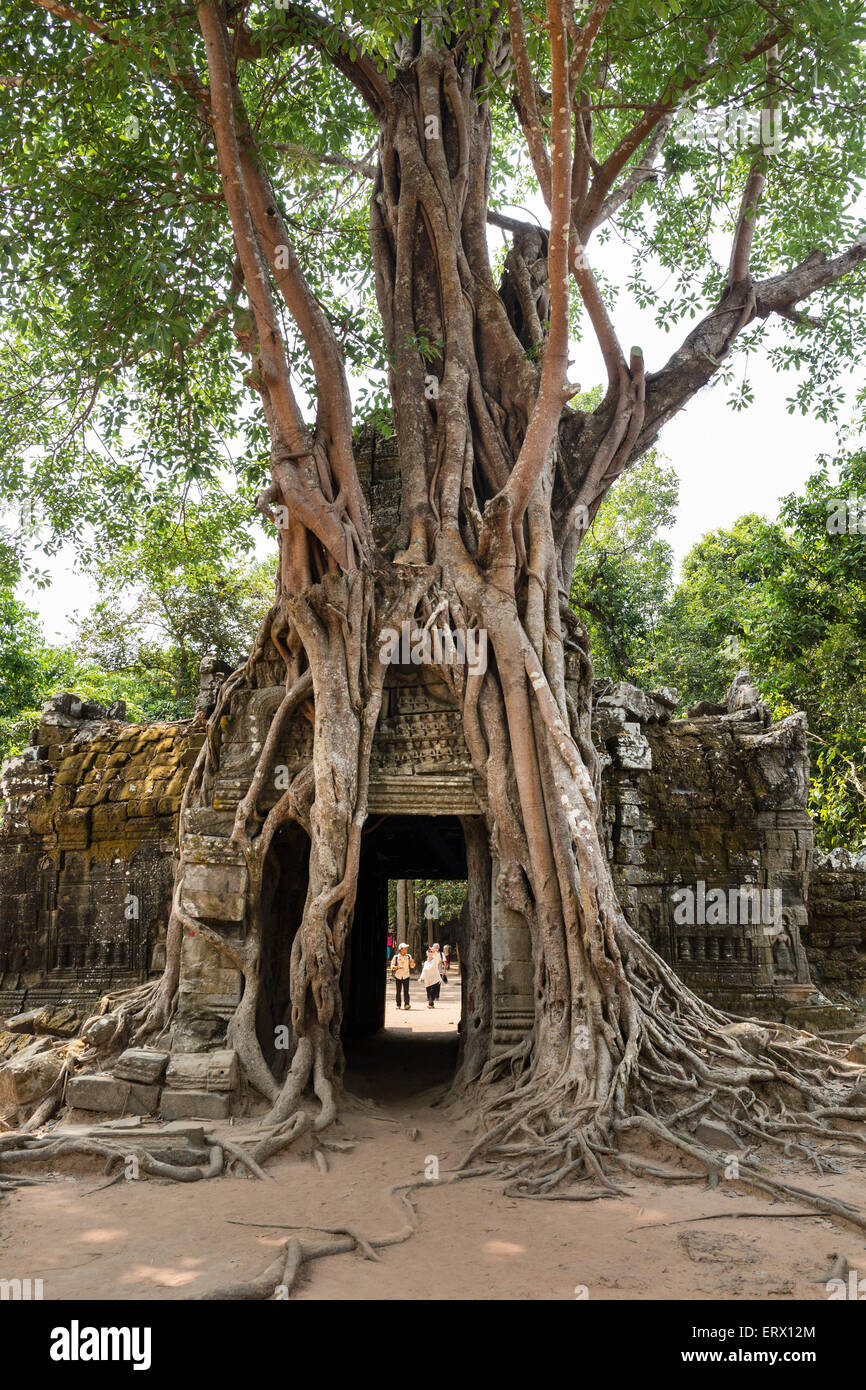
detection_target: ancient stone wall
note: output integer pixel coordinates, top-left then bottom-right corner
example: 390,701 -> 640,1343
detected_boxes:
592,675 -> 824,1025
803,849 -> 866,1006
3,666 -> 861,1034
0,692 -> 203,1022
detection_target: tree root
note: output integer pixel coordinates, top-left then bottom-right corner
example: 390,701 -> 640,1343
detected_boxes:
21,1060 -> 70,1132
199,1167 -> 498,1300
453,978 -> 866,1237
0,1132 -> 249,1184
632,1210 -> 832,1231
4,1037 -> 862,1297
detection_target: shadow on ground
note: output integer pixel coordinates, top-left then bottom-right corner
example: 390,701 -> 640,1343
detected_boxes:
343,976 -> 461,1104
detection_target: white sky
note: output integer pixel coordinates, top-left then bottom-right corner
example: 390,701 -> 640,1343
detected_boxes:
21,204 -> 862,644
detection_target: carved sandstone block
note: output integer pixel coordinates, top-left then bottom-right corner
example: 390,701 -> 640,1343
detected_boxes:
181,862 -> 247,921
159,1089 -> 230,1120
55,808 -> 91,848
165,1049 -> 239,1093
113,1048 -> 170,1085
67,1074 -> 161,1115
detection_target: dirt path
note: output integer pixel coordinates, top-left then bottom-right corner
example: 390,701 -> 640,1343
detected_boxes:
2,976 -> 864,1301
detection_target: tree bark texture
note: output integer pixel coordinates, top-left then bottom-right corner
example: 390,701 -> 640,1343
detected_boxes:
131,3 -> 866,1199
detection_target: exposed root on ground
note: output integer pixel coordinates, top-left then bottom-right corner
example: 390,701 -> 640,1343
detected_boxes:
198,1167 -> 497,1300
2,1007 -> 865,1297
455,939 -> 866,1233
0,1130 -> 232,1183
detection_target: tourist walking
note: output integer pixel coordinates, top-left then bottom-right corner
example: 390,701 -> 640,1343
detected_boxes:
419,945 -> 444,1007
390,941 -> 414,1009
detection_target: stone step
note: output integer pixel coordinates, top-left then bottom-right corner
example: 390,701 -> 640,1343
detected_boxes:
820,1024 -> 866,1043
22,972 -> 141,1000
784,1002 -> 861,1033
34,969 -> 142,986
21,989 -> 101,1010
67,1074 -> 161,1116
60,1120 -> 211,1152
0,990 -> 27,1019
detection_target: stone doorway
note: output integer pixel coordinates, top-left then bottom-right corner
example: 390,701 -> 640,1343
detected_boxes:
340,813 -> 471,1100
341,813 -> 468,1042
253,813 -> 476,1094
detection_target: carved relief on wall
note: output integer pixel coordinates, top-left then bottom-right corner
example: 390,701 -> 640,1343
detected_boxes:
374,668 -> 472,776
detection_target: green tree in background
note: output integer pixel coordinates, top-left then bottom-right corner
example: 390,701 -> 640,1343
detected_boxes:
0,586 -> 69,759
386,880 -> 467,935
641,452 -> 866,849
570,449 -> 678,682
0,488 -> 275,751
640,513 -> 774,704
71,490 -> 274,720
741,451 -> 866,848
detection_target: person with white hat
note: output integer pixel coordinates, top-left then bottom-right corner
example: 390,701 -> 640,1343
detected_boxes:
390,941 -> 415,1009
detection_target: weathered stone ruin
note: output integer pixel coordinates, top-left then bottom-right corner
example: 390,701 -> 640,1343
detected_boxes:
2,645 -> 862,1108
1,427 -> 863,1121
803,849 -> 866,1008
0,693 -> 205,1026
596,675 -> 819,1024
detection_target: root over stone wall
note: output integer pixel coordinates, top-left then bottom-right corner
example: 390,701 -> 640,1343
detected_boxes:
2,664 -> 862,1043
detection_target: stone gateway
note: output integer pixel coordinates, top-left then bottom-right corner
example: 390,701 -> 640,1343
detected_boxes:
3,653 -> 860,1081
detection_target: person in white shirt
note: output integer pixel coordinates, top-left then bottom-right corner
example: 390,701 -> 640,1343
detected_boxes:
419,945 -> 444,1007
390,942 -> 414,1009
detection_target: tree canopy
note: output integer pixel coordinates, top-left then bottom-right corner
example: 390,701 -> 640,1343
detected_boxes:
2,1 -> 865,577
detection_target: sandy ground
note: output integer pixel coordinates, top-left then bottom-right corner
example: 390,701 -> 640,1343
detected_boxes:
1,972 -> 865,1301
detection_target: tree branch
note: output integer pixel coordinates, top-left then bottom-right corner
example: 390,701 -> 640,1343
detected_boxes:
570,95 -> 595,223
577,28 -> 784,239
505,0 -> 552,203
635,237 -> 866,458
196,0 -> 350,568
594,112 -> 672,227
567,0 -> 612,90
728,45 -> 778,285
276,142 -> 376,178
487,208 -> 545,236
495,0 -> 574,526
727,156 -> 766,285
237,6 -> 392,115
235,114 -> 371,551
555,231 -> 865,578
569,239 -> 627,392
186,256 -> 244,351
27,0 -> 206,101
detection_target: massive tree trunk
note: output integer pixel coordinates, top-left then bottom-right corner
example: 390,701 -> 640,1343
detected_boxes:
245,30 -> 616,1139
127,3 -> 866,1208
6,0 -> 866,1305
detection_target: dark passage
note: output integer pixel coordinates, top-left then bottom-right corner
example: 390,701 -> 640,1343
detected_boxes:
341,814 -> 467,1100
257,813 -> 469,1096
